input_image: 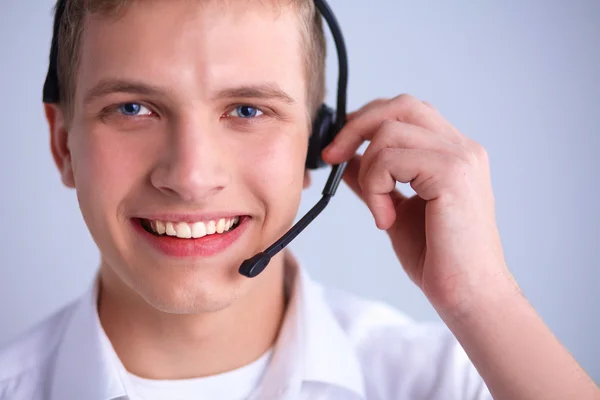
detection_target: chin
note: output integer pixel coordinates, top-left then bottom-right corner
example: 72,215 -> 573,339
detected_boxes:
132,259 -> 249,314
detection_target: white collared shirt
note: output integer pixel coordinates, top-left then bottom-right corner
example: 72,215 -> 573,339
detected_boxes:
0,255 -> 492,400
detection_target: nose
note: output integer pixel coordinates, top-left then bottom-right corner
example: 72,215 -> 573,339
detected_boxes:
150,116 -> 231,202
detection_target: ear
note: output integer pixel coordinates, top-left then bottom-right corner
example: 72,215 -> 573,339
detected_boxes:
44,103 -> 75,188
302,169 -> 312,189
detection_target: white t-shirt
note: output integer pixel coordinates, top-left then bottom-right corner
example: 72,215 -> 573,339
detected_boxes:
124,349 -> 272,400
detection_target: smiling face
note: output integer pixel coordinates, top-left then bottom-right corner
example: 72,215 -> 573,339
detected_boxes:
50,0 -> 311,313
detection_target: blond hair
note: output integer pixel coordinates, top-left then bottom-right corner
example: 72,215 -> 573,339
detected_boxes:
56,0 -> 326,123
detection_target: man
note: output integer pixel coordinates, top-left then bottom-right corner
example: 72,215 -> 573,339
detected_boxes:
0,0 -> 598,399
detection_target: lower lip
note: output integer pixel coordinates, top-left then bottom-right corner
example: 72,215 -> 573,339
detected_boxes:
132,217 -> 250,257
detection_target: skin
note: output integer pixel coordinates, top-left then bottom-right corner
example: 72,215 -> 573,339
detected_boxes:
46,1 -> 309,378
44,0 -> 599,397
323,98 -> 600,398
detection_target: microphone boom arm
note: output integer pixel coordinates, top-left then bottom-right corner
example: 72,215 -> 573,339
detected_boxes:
238,193 -> 333,278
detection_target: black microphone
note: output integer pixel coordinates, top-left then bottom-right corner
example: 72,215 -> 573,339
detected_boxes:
239,181 -> 337,278
239,0 -> 349,278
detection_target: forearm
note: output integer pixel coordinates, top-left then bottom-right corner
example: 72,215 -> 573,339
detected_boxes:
439,276 -> 599,400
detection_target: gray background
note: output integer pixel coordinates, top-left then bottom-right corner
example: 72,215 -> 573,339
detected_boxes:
1,0 -> 599,382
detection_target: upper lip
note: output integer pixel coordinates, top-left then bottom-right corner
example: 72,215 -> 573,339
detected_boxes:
134,213 -> 248,224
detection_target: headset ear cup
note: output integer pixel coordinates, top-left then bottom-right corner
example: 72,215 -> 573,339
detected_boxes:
306,104 -> 336,170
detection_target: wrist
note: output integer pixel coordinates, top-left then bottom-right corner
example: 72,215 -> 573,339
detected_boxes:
433,266 -> 523,323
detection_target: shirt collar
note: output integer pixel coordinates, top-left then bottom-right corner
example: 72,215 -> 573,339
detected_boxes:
50,251 -> 365,400
249,251 -> 365,399
301,264 -> 366,398
50,273 -> 127,400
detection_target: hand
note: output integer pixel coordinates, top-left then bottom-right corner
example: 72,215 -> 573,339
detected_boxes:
323,94 -> 516,315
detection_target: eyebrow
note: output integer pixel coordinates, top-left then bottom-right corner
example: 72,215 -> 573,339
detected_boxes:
83,79 -> 169,106
83,79 -> 297,106
212,83 -> 297,104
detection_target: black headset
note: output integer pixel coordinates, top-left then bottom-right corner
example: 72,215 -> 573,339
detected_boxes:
43,0 -> 349,278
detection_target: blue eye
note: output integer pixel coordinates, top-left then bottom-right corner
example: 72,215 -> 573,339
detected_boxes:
118,103 -> 151,116
229,105 -> 263,119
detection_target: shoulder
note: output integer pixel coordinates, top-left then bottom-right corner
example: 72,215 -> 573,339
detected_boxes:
319,284 -> 491,400
0,301 -> 77,400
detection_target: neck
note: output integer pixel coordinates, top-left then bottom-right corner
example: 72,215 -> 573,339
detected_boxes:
97,253 -> 288,380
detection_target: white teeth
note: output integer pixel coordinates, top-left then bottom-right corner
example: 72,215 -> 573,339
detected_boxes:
175,222 -> 192,239
206,220 -> 216,235
166,222 -> 176,236
156,221 -> 166,235
216,218 -> 226,234
191,222 -> 207,238
147,217 -> 240,238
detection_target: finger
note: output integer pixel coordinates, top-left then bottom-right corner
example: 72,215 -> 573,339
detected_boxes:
346,98 -> 389,123
422,100 -> 455,130
422,100 -> 436,110
345,110 -> 359,122
360,149 -> 403,230
398,96 -> 460,138
338,98 -> 390,139
362,148 -> 453,217
365,186 -> 397,231
341,154 -> 365,201
323,95 -> 462,164
324,99 -> 394,165
342,154 -> 408,230
357,120 -> 462,192
331,95 -> 459,160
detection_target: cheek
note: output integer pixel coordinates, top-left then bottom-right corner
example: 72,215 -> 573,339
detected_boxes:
69,125 -> 149,228
242,128 -> 307,198
239,128 -> 308,241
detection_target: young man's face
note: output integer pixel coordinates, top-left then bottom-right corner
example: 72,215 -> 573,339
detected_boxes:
54,1 -> 311,313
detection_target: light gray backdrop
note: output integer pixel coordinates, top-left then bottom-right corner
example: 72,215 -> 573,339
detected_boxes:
1,0 -> 599,382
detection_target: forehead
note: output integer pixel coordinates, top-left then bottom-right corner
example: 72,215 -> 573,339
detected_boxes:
75,0 -> 307,106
